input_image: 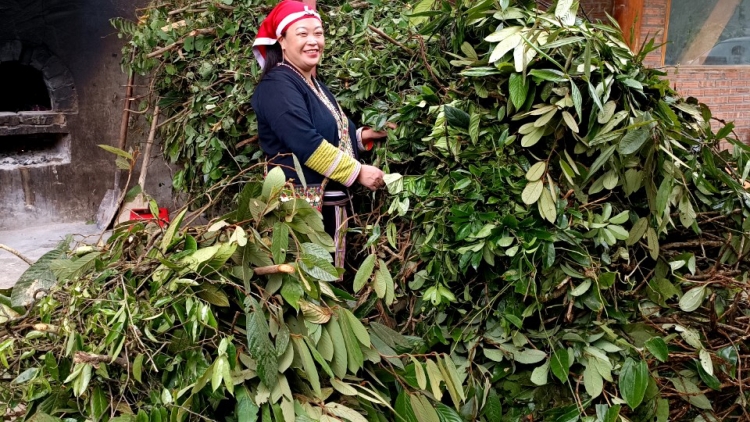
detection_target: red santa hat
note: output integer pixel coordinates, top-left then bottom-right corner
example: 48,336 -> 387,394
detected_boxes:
253,0 -> 322,68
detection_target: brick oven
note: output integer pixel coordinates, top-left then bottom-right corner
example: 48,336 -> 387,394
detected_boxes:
0,0 -> 171,229
0,42 -> 77,171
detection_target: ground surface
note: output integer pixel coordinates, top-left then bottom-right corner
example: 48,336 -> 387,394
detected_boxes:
0,221 -> 106,290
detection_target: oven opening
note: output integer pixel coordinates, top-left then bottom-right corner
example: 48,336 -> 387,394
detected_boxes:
0,61 -> 52,112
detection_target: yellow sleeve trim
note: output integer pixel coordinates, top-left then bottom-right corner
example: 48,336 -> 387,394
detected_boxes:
305,141 -> 361,186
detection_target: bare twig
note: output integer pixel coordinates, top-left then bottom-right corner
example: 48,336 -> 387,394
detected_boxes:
0,243 -> 33,265
367,25 -> 414,55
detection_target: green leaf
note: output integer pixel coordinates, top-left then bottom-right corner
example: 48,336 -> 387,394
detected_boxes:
529,68 -> 567,82
483,391 -> 503,421
98,144 -> 133,160
550,349 -> 570,382
679,285 -> 706,312
530,360 -> 550,385
245,297 -> 278,388
584,364 -> 603,398
161,208 -> 188,253
11,242 -> 67,308
522,180 -> 543,204
670,377 -> 713,410
526,162 -> 546,181
619,358 -> 649,409
699,348 -> 714,376
293,338 -> 320,395
627,217 -> 648,246
410,394 -> 441,422
195,282 -> 229,307
646,227 -> 659,260
133,354 -> 144,383
262,167 -> 286,200
444,106 -> 470,129
539,187 -> 557,223
425,359 -> 443,401
618,127 -> 650,155
337,313 -> 364,373
645,337 -> 668,362
434,403 -> 462,422
271,222 -> 289,265
353,254 -> 376,293
340,308 -> 370,347
236,386 -> 260,422
326,318 -> 348,378
509,73 -> 528,110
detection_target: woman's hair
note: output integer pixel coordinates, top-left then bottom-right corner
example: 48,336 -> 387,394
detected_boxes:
260,42 -> 283,80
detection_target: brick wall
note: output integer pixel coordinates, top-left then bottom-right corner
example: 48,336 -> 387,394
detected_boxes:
580,0 -> 614,22
638,0 -> 750,142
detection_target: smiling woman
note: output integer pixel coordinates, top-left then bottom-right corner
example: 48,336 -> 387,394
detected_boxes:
250,0 -> 392,268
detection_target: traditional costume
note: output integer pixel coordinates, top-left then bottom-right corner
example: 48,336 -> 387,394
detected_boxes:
251,0 -> 372,267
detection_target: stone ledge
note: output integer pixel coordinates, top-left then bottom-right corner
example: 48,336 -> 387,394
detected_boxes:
0,124 -> 68,136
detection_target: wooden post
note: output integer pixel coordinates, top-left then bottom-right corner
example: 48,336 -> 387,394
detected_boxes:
613,0 -> 644,50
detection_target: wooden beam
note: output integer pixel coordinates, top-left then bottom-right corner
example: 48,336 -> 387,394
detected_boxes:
678,0 -> 742,65
613,0 -> 644,50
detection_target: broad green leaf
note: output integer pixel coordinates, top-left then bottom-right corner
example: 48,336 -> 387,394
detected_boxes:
434,403 -> 462,422
489,33 -> 522,64
530,360 -> 550,385
236,386 -> 260,422
11,243 -> 67,308
627,217 -> 648,246
550,349 -> 570,382
562,110 -> 579,132
699,348 -> 713,376
410,394 -> 441,422
411,356 -> 427,389
245,297 -> 278,388
425,359 -> 443,401
325,403 -> 368,422
619,358 -> 649,409
584,364 -> 603,398
353,254 -> 376,293
292,337 -> 320,395
646,227 -> 659,260
271,222 -> 289,265
525,162 -> 546,181
618,127 -> 650,155
326,318 -> 348,378
670,377 -> 713,410
509,73 -> 528,110
483,391 -> 503,420
337,313 -> 364,373
597,101 -> 616,124
133,354 -> 144,383
262,167 -> 286,200
539,187 -> 557,223
679,285 -> 706,312
645,337 -> 668,362
521,127 -> 544,147
522,180 -> 543,204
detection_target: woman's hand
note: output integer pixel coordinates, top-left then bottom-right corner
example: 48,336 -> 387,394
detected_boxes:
357,164 -> 385,191
361,122 -> 397,143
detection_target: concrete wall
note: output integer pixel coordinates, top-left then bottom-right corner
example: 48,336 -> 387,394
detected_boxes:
0,0 -> 173,229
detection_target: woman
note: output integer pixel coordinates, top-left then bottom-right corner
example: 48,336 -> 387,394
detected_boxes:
251,0 -> 389,267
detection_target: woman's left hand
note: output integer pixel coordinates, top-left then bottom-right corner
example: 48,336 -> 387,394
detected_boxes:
362,122 -> 397,143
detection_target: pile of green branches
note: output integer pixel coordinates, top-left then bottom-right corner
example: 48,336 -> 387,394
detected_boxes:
3,0 -> 750,421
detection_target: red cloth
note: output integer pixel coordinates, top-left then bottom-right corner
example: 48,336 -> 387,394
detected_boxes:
253,0 -> 322,68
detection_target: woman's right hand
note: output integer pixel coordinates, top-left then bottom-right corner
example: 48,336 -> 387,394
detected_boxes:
357,165 -> 385,191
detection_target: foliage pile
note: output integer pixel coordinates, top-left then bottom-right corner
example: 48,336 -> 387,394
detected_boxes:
3,0 -> 750,421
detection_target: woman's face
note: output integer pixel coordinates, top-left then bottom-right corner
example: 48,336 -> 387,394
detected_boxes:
279,18 -> 325,74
